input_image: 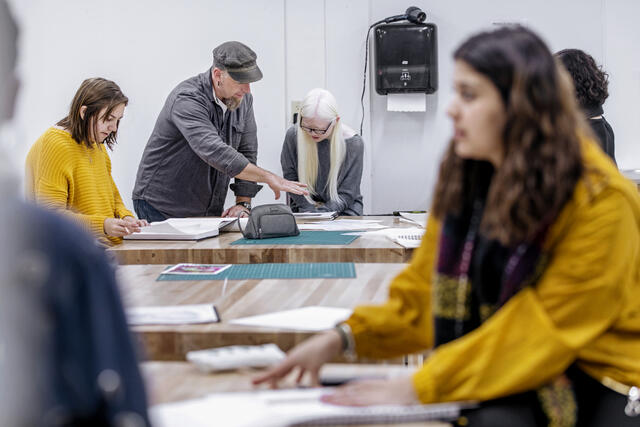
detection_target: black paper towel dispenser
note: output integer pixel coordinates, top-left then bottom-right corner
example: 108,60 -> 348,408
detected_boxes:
374,23 -> 438,95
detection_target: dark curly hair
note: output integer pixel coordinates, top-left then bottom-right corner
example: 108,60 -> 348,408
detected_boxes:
432,26 -> 584,245
556,48 -> 609,110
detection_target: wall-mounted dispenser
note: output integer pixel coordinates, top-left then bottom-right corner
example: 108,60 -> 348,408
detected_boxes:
374,23 -> 438,95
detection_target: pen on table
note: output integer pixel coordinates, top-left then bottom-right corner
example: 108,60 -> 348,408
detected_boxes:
212,305 -> 221,322
222,277 -> 228,296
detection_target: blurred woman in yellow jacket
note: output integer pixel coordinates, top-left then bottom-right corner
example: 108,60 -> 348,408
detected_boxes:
255,26 -> 640,426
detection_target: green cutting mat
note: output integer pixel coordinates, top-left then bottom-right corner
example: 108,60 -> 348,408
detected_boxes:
157,262 -> 356,281
230,230 -> 359,245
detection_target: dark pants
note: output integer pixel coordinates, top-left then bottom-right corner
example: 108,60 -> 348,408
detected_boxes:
458,366 -> 637,426
133,199 -> 168,223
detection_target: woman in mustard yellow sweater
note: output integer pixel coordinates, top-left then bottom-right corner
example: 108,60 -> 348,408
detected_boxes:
26,77 -> 147,245
255,27 -> 640,425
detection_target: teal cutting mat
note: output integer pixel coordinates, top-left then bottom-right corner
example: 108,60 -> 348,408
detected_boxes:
230,230 -> 359,245
157,262 -> 356,281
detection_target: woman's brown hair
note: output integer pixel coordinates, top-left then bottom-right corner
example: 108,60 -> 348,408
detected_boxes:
57,77 -> 128,149
432,26 -> 584,245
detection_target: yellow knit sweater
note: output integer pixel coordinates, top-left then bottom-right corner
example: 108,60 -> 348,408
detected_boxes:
25,127 -> 133,245
345,138 -> 640,403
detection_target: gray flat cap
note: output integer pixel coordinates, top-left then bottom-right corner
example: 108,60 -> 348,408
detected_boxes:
213,41 -> 263,84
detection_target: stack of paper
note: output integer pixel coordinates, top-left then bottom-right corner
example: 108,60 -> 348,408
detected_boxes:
126,304 -> 219,325
293,212 -> 338,220
125,218 -> 236,240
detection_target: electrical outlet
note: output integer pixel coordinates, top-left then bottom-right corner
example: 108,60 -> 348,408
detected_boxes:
290,100 -> 302,124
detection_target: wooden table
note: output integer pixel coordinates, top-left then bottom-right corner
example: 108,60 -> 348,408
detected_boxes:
109,216 -> 416,265
143,362 -> 449,427
119,263 -> 407,360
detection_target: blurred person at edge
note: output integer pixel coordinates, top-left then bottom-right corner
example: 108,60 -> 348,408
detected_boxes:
0,1 -> 151,425
255,26 -> 640,426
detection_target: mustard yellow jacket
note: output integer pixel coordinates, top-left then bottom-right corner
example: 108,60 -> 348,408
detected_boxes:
346,139 -> 640,403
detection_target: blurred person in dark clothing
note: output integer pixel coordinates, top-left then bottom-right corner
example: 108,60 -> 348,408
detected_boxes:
0,1 -> 150,425
557,48 -> 616,164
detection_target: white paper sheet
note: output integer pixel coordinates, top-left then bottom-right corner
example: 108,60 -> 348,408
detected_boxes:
297,219 -> 386,231
387,93 -> 426,112
151,388 -> 471,427
228,306 -> 352,331
126,304 -> 219,325
399,212 -> 428,228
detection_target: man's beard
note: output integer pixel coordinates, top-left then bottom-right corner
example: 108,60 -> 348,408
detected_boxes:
222,96 -> 243,111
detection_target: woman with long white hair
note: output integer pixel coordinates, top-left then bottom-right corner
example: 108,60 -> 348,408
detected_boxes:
281,88 -> 364,215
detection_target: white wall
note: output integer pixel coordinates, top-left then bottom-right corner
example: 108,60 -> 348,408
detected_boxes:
604,0 -> 640,170
7,0 -> 640,215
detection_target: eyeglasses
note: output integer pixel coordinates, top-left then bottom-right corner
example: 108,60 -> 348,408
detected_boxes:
299,116 -> 334,136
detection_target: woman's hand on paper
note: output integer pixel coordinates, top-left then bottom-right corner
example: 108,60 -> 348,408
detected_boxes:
104,217 -> 147,237
252,329 -> 342,388
123,216 -> 148,228
321,376 -> 419,406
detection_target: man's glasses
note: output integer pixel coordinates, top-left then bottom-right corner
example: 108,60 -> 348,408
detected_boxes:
299,116 -> 334,135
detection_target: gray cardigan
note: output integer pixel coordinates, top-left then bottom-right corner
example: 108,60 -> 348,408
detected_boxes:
280,126 -> 363,216
132,68 -> 261,218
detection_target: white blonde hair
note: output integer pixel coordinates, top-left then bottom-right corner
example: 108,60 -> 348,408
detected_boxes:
297,88 -> 352,205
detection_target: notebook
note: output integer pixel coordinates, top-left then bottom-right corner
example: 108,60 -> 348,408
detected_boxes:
151,388 -> 475,427
393,229 -> 425,248
378,228 -> 425,248
124,218 -> 236,240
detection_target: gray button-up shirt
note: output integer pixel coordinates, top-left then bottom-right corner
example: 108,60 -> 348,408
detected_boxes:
132,68 -> 261,217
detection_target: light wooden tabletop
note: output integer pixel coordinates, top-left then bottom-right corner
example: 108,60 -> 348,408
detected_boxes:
109,216 -> 416,265
143,361 -> 450,427
119,263 -> 407,360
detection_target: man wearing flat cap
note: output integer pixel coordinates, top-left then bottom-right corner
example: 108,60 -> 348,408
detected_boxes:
133,41 -> 307,221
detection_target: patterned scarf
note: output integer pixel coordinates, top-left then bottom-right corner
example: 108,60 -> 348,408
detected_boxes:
432,162 -> 550,345
432,161 -> 576,426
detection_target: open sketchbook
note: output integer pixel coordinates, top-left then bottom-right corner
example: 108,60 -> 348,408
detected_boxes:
151,388 -> 475,427
124,218 -> 236,240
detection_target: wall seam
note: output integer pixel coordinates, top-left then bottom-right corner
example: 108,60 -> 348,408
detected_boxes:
283,0 -> 289,129
323,0 -> 328,89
